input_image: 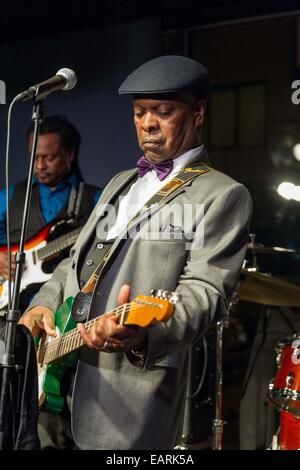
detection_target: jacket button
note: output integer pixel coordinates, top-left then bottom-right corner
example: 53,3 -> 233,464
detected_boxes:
86,259 -> 93,266
97,243 -> 104,250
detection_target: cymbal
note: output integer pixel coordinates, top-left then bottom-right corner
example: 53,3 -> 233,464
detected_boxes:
247,242 -> 300,254
238,269 -> 300,307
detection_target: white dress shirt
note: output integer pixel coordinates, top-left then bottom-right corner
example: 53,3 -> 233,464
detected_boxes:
106,145 -> 203,240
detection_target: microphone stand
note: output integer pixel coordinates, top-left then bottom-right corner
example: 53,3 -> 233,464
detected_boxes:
0,98 -> 45,449
212,319 -> 228,450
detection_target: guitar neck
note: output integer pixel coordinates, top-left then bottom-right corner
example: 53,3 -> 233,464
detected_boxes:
37,227 -> 82,261
39,303 -> 130,365
38,292 -> 176,365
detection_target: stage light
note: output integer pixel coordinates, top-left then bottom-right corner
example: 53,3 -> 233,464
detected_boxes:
278,182 -> 300,201
292,143 -> 300,162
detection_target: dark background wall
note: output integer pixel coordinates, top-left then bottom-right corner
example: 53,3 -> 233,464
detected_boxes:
161,10 -> 300,273
188,16 -> 300,260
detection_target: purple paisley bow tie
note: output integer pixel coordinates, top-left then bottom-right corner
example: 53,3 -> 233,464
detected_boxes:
136,155 -> 174,181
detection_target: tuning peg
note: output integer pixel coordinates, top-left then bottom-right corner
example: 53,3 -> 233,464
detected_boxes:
150,289 -> 181,304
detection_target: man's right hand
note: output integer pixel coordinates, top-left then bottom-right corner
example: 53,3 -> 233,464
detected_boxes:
0,251 -> 16,280
19,306 -> 56,338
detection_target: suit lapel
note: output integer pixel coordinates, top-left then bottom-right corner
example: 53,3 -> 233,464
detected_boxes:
126,172 -> 201,233
101,169 -> 138,208
72,169 -> 137,279
81,145 -> 208,246
74,147 -> 210,282
106,162 -> 212,264
126,147 -> 210,231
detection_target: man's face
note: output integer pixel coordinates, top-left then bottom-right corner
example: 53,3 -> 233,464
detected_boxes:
28,132 -> 74,187
133,93 -> 205,163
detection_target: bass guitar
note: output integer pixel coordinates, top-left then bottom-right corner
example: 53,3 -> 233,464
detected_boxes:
37,289 -> 180,414
0,221 -> 82,310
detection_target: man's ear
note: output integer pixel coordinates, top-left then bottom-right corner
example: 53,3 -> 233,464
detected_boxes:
194,100 -> 206,127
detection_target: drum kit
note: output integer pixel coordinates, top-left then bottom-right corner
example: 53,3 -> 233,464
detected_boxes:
268,337 -> 300,450
213,235 -> 300,450
241,235 -> 300,307
239,236 -> 300,450
177,235 -> 300,450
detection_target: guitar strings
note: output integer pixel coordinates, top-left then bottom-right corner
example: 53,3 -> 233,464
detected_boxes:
40,303 -> 131,361
39,297 -> 167,364
37,228 -> 81,261
39,300 -> 154,363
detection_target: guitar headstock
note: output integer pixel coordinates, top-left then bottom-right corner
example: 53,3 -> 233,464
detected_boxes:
150,289 -> 181,305
124,290 -> 181,328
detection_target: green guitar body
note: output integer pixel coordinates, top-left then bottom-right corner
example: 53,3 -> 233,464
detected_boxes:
39,296 -> 77,414
38,290 -> 176,414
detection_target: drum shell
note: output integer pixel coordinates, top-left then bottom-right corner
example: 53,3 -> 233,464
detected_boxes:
279,410 -> 300,450
268,336 -> 300,417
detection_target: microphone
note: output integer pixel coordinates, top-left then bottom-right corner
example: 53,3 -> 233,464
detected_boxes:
15,68 -> 77,103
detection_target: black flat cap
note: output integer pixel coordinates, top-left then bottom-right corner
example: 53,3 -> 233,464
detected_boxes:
118,55 -> 209,100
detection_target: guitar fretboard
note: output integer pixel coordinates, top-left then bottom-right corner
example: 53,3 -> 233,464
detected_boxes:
37,227 -> 82,261
39,303 -> 130,365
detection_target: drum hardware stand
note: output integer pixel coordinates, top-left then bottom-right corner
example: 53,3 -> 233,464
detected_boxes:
268,430 -> 280,450
175,337 -> 209,450
212,290 -> 240,450
248,233 -> 259,271
176,296 -> 236,450
175,338 -> 210,450
175,347 -> 195,450
212,316 -> 230,450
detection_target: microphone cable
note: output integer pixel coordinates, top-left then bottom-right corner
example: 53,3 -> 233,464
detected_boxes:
187,335 -> 208,399
5,96 -> 19,310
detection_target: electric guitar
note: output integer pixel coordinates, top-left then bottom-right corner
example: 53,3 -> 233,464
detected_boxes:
0,221 -> 82,310
37,289 -> 180,414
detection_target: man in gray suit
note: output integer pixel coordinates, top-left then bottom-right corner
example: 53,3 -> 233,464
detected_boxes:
20,55 -> 252,450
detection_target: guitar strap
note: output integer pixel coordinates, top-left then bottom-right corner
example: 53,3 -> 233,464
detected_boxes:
67,182 -> 84,220
67,186 -> 77,219
73,182 -> 85,220
81,162 -> 213,295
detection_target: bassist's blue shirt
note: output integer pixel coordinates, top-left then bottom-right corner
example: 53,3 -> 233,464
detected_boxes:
0,173 -> 101,244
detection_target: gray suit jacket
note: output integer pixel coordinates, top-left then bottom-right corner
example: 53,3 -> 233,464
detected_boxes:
30,147 -> 252,449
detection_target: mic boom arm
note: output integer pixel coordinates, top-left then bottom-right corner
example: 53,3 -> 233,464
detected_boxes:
15,68 -> 77,103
